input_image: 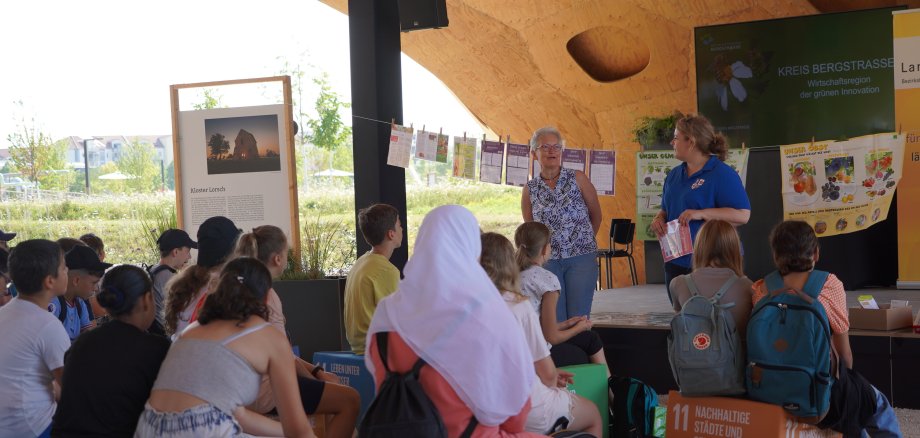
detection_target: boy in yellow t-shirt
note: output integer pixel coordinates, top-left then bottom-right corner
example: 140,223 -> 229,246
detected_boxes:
344,204 -> 402,354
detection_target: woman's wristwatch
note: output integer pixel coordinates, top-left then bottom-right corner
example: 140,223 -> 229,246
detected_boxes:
311,366 -> 324,378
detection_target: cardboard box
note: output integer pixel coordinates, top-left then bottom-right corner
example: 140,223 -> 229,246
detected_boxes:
665,391 -> 840,438
848,305 -> 913,330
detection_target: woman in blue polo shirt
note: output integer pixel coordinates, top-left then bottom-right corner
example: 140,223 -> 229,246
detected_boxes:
650,114 -> 750,303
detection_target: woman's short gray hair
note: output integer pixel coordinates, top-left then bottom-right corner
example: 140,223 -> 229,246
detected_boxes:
530,126 -> 565,151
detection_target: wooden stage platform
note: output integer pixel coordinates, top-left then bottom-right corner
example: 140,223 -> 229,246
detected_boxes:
589,285 -> 920,409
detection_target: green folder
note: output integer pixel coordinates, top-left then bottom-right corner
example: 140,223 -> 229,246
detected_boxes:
561,363 -> 610,438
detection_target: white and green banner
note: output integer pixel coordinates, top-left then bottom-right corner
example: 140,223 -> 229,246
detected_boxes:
636,149 -> 749,241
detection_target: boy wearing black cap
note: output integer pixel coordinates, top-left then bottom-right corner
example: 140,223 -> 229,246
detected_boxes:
0,229 -> 16,252
49,246 -> 112,341
147,229 -> 197,336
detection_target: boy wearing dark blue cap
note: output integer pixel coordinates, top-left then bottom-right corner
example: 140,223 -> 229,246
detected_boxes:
49,246 -> 112,341
147,229 -> 197,336
0,229 -> 16,252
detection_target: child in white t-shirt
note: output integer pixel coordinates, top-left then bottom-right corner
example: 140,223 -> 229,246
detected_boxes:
0,240 -> 71,438
480,232 -> 601,436
515,222 -> 612,372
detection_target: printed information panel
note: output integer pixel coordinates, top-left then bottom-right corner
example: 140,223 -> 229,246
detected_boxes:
666,391 -> 840,438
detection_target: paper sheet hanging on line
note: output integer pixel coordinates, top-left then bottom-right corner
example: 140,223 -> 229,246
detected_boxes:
415,130 -> 437,161
505,142 -> 531,187
479,140 -> 504,184
386,124 -> 413,168
562,148 -> 587,173
453,136 -> 477,180
590,150 -> 616,195
659,219 -> 692,262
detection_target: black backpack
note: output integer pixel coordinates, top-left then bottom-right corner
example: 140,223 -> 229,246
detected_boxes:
358,332 -> 477,438
609,375 -> 659,438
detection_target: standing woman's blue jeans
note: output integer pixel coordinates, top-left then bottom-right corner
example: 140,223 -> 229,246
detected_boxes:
544,252 -> 598,321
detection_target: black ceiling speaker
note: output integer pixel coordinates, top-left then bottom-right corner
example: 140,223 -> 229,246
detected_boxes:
397,0 -> 448,32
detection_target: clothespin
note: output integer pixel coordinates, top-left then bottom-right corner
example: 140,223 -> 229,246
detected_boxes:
811,136 -> 815,148
506,135 -> 511,144
742,142 -> 746,150
439,127 -> 443,137
482,133 -> 487,143
391,118 -> 396,130
422,124 -> 426,133
898,124 -> 902,135
463,131 -> 467,141
409,123 -> 413,132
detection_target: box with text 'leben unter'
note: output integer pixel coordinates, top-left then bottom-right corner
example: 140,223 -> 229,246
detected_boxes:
848,305 -> 913,330
666,391 -> 841,438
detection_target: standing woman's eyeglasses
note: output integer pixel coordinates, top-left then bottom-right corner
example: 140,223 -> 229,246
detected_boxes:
539,144 -> 563,152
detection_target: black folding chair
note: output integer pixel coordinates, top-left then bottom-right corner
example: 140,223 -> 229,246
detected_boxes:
597,219 -> 635,289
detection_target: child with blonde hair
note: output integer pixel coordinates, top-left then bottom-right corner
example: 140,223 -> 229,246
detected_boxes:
515,222 -> 611,371
480,232 -> 601,436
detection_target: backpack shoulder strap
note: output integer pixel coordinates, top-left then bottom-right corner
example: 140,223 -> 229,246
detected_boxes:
76,297 -> 85,319
683,274 -> 701,297
764,271 -> 785,295
148,264 -> 174,278
459,416 -> 478,438
56,296 -> 67,323
711,274 -> 739,306
802,270 -> 830,300
375,332 -> 392,374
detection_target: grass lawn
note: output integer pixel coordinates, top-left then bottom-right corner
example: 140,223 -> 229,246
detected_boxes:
1,182 -> 526,271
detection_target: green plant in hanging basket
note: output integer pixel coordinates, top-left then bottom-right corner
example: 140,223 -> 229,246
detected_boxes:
632,111 -> 685,149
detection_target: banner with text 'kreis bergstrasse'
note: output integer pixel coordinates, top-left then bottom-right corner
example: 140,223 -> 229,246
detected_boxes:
780,133 -> 905,238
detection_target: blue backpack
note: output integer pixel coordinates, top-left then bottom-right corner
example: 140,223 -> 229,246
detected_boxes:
610,375 -> 658,438
745,270 -> 833,422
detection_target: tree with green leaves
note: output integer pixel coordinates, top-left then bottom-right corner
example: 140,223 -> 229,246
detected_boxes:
166,161 -> 175,190
207,133 -> 230,159
307,73 -> 351,152
95,162 -> 125,194
275,55 -> 312,187
6,101 -> 73,191
117,139 -> 159,192
192,88 -> 224,110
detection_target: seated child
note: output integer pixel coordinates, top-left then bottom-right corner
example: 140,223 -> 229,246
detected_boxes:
752,220 -> 901,437
51,264 -> 171,437
148,229 -> 197,336
0,228 -> 16,252
235,225 -> 359,438
481,232 -> 602,436
344,203 -> 402,355
165,216 -> 240,337
0,240 -> 71,438
49,246 -> 112,341
515,222 -> 611,371
669,219 -> 753,339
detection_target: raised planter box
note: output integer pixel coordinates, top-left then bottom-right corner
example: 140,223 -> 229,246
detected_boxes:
274,278 -> 348,362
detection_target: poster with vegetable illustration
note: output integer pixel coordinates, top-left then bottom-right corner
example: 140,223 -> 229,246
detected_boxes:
634,149 -> 749,241
780,132 -> 905,237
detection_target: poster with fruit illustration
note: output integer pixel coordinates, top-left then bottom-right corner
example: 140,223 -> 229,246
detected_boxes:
780,132 -> 905,237
635,149 -> 749,241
